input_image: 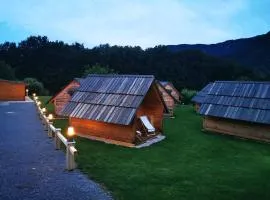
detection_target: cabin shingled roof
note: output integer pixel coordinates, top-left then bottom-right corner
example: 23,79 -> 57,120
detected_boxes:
60,74 -> 155,125
191,83 -> 214,104
159,80 -> 181,98
159,81 -> 169,86
157,81 -> 180,103
199,81 -> 270,125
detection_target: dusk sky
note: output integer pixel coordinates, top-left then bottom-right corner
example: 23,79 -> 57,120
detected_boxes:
1,0 -> 270,48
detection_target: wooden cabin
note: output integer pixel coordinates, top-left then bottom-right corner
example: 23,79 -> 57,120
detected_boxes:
61,74 -> 168,147
49,78 -> 82,116
199,81 -> 270,142
191,83 -> 213,112
157,81 -> 181,116
0,79 -> 25,101
159,81 -> 181,102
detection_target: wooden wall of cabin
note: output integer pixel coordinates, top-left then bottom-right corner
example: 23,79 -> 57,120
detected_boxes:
54,81 -> 80,115
70,117 -> 136,144
203,116 -> 270,142
136,84 -> 164,131
157,84 -> 175,110
0,80 -> 25,101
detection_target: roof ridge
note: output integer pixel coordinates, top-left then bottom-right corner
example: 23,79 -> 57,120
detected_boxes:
215,81 -> 270,84
69,101 -> 139,109
87,74 -> 155,78
76,90 -> 145,96
206,94 -> 270,100
0,79 -> 24,84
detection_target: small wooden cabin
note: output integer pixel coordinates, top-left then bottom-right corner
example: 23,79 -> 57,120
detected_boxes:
157,81 -> 181,115
159,81 -> 181,102
191,83 -> 213,112
0,79 -> 25,101
199,81 -> 270,142
61,74 -> 168,147
49,78 -> 82,116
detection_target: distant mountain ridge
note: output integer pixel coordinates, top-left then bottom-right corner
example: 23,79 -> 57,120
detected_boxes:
167,31 -> 270,75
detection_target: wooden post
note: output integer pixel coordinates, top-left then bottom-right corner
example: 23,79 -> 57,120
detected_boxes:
55,128 -> 62,150
66,143 -> 77,171
48,122 -> 53,137
42,115 -> 48,131
201,117 -> 206,132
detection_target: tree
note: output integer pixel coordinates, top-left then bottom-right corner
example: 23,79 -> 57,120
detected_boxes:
181,88 -> 197,105
24,77 -> 48,95
0,60 -> 16,80
0,35 -> 261,94
83,64 -> 116,77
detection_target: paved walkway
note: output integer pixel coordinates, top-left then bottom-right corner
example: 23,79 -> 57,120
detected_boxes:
0,102 -> 112,200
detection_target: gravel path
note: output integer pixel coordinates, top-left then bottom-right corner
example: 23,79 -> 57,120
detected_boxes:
0,102 -> 112,200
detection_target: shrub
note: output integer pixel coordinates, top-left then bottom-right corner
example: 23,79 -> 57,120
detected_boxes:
24,77 -> 49,95
181,88 -> 197,105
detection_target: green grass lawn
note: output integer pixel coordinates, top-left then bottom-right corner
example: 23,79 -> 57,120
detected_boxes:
39,96 -> 270,200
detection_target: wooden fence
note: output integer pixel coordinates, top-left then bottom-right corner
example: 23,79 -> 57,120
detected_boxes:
34,97 -> 77,170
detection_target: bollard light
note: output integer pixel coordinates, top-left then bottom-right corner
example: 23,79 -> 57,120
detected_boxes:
47,114 -> 53,121
67,126 -> 76,142
33,93 -> 36,97
37,101 -> 41,106
34,96 -> 38,100
26,89 -> 29,96
36,96 -> 39,100
42,108 -> 46,113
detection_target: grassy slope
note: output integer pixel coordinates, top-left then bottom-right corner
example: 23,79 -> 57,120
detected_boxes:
39,96 -> 270,200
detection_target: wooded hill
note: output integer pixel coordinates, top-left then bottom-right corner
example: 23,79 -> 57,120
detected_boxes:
168,31 -> 270,76
1,33 -> 268,94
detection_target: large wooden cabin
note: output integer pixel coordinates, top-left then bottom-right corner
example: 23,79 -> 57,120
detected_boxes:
61,74 -> 168,147
0,79 -> 25,101
49,78 -> 82,116
199,81 -> 270,142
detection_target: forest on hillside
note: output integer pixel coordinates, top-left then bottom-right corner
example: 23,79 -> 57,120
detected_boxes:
0,36 -> 261,94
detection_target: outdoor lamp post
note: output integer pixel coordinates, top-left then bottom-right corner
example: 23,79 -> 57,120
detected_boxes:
66,126 -> 76,171
47,114 -> 54,137
67,126 -> 76,142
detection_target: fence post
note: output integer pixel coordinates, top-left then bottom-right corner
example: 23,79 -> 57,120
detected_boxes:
55,128 -> 61,150
48,122 -> 53,137
66,142 -> 77,171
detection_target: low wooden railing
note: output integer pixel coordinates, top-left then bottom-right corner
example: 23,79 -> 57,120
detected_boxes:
33,97 -> 77,170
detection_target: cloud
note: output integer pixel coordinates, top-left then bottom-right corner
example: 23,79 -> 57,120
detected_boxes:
0,0 -> 269,48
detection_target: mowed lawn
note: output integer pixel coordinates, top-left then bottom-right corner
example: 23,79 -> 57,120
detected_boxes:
39,96 -> 270,200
